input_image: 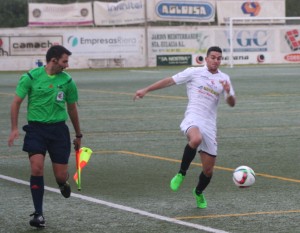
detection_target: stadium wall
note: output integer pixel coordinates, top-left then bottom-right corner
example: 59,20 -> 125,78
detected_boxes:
0,25 -> 299,71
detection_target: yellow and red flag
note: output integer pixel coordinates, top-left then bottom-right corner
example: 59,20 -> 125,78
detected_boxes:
73,147 -> 93,190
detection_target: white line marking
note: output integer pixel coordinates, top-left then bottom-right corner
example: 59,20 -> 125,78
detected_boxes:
129,70 -> 161,73
0,174 -> 229,233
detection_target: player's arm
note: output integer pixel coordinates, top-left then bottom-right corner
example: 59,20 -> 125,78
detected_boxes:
220,80 -> 236,107
67,103 -> 82,150
8,95 -> 23,146
133,77 -> 175,100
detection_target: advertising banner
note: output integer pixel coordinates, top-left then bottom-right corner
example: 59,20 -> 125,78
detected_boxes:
93,0 -> 145,26
157,54 -> 192,66
0,24 -> 299,70
147,0 -> 215,23
217,0 -> 285,25
28,3 -> 93,27
216,27 -> 274,53
280,27 -> 300,63
213,27 -> 275,65
0,37 -> 9,56
64,29 -> 144,56
148,27 -> 213,66
10,36 -> 62,56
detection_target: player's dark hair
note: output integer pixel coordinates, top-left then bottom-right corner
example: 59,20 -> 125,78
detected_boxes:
46,45 -> 72,63
206,46 -> 222,56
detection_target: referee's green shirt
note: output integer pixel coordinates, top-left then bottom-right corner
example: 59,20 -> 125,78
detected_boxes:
16,66 -> 78,123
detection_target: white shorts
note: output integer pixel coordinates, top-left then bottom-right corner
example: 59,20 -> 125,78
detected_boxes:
180,115 -> 218,156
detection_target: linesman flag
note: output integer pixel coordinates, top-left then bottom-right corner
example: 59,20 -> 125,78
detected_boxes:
73,147 -> 93,191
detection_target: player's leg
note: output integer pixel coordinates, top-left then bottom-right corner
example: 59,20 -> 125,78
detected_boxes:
170,126 -> 202,191
197,152 -> 216,192
193,152 -> 216,209
193,127 -> 217,208
180,126 -> 202,175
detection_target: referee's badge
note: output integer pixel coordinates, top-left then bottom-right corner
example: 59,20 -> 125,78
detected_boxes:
57,91 -> 64,101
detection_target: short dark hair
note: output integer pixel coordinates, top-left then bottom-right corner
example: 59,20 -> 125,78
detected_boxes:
46,45 -> 72,63
206,46 -> 222,56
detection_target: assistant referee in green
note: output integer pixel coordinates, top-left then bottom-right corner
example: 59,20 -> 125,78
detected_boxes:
8,45 -> 82,228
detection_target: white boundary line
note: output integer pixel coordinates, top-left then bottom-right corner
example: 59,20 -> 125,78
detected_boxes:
0,174 -> 230,233
129,70 -> 161,73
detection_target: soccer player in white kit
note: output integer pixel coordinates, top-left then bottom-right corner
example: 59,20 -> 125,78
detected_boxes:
133,46 -> 236,208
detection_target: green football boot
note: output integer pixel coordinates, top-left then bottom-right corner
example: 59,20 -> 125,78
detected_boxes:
170,173 -> 185,191
193,188 -> 207,209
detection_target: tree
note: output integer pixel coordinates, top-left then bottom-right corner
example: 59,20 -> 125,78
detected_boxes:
286,0 -> 300,16
0,0 -> 28,27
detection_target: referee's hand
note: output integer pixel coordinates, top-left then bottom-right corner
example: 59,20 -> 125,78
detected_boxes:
73,138 -> 81,151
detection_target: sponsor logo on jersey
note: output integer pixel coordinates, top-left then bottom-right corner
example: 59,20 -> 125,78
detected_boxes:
57,91 -> 64,101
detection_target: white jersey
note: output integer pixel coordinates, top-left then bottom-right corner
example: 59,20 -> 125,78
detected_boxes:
172,66 -> 235,130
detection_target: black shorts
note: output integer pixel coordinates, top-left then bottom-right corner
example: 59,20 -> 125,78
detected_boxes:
22,121 -> 71,164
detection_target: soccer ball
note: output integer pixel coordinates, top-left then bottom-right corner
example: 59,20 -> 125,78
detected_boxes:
232,166 -> 255,188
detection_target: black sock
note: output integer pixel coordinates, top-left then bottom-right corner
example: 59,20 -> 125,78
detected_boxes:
179,144 -> 197,176
30,176 -> 44,214
195,172 -> 212,195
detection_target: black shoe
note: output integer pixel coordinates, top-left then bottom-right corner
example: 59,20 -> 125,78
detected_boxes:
29,212 -> 45,228
59,181 -> 71,198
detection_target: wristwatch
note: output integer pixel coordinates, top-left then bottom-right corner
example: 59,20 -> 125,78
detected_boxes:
76,134 -> 83,138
